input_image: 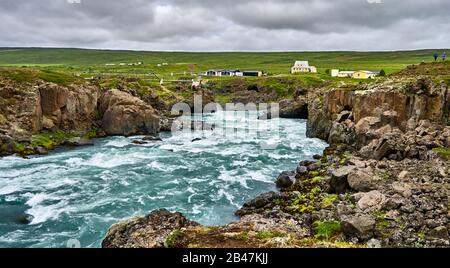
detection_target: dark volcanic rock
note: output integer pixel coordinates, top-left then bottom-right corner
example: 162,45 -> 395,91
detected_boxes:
329,166 -> 355,194
235,192 -> 280,216
143,135 -> 163,142
275,171 -> 296,189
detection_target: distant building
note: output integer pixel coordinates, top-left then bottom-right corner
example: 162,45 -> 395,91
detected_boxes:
331,69 -> 378,79
204,69 -> 262,77
241,70 -> 263,77
291,61 -> 317,74
353,70 -> 378,79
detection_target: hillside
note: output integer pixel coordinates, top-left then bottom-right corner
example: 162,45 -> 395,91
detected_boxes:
0,48 -> 448,77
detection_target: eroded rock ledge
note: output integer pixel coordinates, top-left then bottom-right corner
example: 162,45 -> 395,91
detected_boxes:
102,74 -> 450,248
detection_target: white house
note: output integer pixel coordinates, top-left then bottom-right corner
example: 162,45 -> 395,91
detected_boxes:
204,69 -> 262,77
291,61 -> 317,74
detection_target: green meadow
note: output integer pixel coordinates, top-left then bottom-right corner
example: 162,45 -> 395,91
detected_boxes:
0,48 -> 447,81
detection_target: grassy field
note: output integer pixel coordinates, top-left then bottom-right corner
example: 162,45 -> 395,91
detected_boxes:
0,48 -> 448,80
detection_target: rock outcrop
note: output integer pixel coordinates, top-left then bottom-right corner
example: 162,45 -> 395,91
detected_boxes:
307,77 -> 449,142
0,79 -> 99,140
0,76 -> 162,155
102,209 -> 199,248
99,89 -> 160,136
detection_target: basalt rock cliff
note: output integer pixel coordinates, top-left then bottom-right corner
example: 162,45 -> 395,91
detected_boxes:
0,77 -> 161,156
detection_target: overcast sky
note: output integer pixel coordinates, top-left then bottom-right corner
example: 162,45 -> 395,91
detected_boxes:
0,0 -> 449,51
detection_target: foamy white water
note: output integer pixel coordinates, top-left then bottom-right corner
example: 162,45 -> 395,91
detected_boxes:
0,111 -> 327,248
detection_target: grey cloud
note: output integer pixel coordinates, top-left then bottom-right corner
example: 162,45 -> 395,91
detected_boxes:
0,0 -> 448,51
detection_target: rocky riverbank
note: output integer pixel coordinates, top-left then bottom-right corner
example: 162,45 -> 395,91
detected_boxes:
0,71 -> 216,156
102,63 -> 450,248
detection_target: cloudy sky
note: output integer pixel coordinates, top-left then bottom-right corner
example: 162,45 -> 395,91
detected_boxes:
0,0 -> 449,51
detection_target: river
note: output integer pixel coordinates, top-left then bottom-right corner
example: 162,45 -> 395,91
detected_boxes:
0,111 -> 327,248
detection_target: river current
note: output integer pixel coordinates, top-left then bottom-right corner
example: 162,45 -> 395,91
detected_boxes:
0,111 -> 327,248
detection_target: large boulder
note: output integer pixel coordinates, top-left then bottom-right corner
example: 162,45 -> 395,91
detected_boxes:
347,169 -> 381,192
357,191 -> 387,211
0,80 -> 99,140
329,166 -> 355,194
342,214 -> 376,241
39,83 -> 99,132
0,134 -> 15,155
100,89 -> 160,136
275,171 -> 296,189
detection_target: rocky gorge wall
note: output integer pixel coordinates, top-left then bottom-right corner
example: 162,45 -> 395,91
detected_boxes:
307,77 -> 450,143
0,78 -> 161,156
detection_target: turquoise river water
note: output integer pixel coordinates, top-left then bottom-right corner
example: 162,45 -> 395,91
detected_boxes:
0,111 -> 327,248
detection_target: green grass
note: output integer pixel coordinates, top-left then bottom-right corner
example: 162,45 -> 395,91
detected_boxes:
313,220 -> 342,241
256,231 -> 287,240
165,229 -> 185,248
0,48 -> 447,81
432,147 -> 450,160
0,67 -> 80,85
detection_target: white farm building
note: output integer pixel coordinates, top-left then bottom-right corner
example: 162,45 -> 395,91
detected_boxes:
291,61 -> 317,74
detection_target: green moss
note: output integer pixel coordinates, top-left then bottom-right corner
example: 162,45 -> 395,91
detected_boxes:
313,220 -> 342,241
31,135 -> 54,149
84,127 -> 99,139
13,143 -> 26,153
236,232 -> 249,241
165,229 -> 184,248
0,144 -> 9,153
321,194 -> 338,209
374,211 -> 390,230
310,187 -> 322,195
31,131 -> 77,149
300,205 -> 315,213
256,231 -> 286,240
311,176 -> 325,184
432,147 -> 450,160
309,171 -> 320,177
417,233 -> 426,239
